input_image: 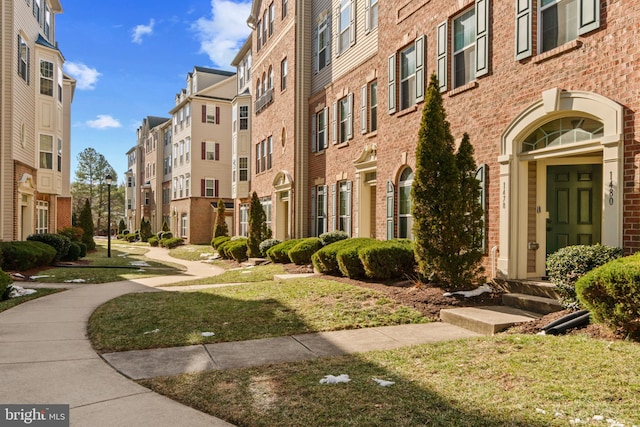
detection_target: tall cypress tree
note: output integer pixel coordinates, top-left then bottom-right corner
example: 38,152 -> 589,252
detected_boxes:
247,192 -> 269,258
412,74 -> 483,290
78,199 -> 96,250
214,199 -> 229,238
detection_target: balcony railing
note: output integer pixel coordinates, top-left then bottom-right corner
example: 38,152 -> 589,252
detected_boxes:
255,88 -> 273,113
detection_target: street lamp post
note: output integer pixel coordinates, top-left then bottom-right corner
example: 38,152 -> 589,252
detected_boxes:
106,174 -> 112,258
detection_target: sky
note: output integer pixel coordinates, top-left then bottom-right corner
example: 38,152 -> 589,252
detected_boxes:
56,0 -> 252,184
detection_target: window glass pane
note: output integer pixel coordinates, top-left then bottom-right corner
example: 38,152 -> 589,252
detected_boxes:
453,9 -> 475,51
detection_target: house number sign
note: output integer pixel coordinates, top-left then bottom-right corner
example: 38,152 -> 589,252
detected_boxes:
609,172 -> 614,206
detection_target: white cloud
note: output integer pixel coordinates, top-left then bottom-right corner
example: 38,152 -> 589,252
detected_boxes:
192,0 -> 252,68
132,19 -> 155,44
63,62 -> 101,90
86,115 -> 122,130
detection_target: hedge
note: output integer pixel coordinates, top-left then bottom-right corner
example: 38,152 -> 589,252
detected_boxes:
78,242 -> 88,258
0,241 -> 56,271
211,236 -> 231,250
266,239 -> 304,263
336,239 -> 377,278
62,242 -> 82,261
148,236 -> 159,247
259,239 -> 281,257
547,244 -> 624,309
0,269 -> 12,301
27,233 -> 71,262
217,239 -> 235,259
359,239 -> 415,280
226,239 -> 248,262
162,237 -> 184,249
576,253 -> 640,341
288,238 -> 322,265
313,238 -> 374,275
319,230 -> 349,246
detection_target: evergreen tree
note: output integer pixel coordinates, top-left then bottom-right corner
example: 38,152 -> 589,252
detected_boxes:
247,192 -> 270,257
162,219 -> 170,232
412,74 -> 483,290
118,218 -> 126,234
78,199 -> 96,250
140,218 -> 153,242
214,199 -> 229,238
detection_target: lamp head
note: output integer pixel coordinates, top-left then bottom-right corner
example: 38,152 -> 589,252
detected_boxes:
106,174 -> 113,185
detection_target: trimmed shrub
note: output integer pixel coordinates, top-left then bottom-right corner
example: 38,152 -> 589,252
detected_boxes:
266,239 -> 304,263
359,239 -> 416,280
140,218 -> 153,242
0,241 -> 56,271
163,237 -> 184,249
217,239 -> 234,259
162,232 -> 173,240
313,238 -> 372,276
27,233 -> 71,262
547,244 -> 624,309
227,239 -> 248,262
336,239 -> 377,278
212,235 -> 231,250
62,242 -> 81,261
289,238 -> 323,265
78,242 -> 88,258
259,239 -> 281,257
57,226 -> 84,242
148,236 -> 159,247
1,269 -> 12,301
125,233 -> 137,242
319,230 -> 349,246
576,253 -> 640,340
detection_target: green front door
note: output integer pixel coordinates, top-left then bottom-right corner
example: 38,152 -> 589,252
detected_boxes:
546,164 -> 602,255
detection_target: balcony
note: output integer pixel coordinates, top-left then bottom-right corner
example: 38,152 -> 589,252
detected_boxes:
255,88 -> 273,113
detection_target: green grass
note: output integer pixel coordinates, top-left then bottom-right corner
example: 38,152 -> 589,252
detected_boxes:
0,288 -> 64,313
32,243 -> 185,284
140,334 -> 640,427
88,278 -> 428,352
167,263 -> 286,286
168,245 -> 218,261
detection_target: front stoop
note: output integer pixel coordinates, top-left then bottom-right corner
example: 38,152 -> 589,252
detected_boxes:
502,293 -> 563,314
440,306 -> 541,335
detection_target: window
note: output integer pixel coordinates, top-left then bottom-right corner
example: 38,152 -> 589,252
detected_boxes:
179,140 -> 184,165
185,103 -> 191,126
361,81 -> 378,134
398,168 -> 414,239
39,134 -> 53,169
173,178 -> 177,199
269,3 -> 275,36
312,185 -> 328,236
203,142 -> 220,161
388,36 -> 425,113
18,35 -> 29,82
40,60 -> 53,96
257,20 -> 262,50
267,136 -> 273,169
256,80 -> 262,98
367,0 -> 379,31
173,144 -> 178,167
185,138 -> 190,162
261,140 -> 267,171
437,0 -> 489,91
145,191 -> 150,205
44,4 -> 50,38
57,66 -> 62,102
338,0 -> 353,53
281,58 -> 287,90
240,204 -> 249,236
33,0 -> 40,23
540,0 -> 579,52
127,176 -> 133,187
185,175 -> 190,197
335,181 -> 352,235
268,66 -> 273,90
333,95 -> 353,144
57,138 -> 62,172
263,10 -> 268,43
181,214 -> 188,238
239,157 -> 248,181
400,45 -> 416,110
36,201 -> 48,234
312,107 -> 329,152
240,106 -> 249,130
256,143 -> 261,174
315,15 -> 331,72
127,198 -> 133,210
203,178 -> 219,197
179,175 -> 184,198
453,8 -> 476,88
203,104 -> 219,124
282,0 -> 288,18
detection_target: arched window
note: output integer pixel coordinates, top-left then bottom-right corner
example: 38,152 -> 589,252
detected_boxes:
256,80 -> 261,98
262,73 -> 267,94
268,66 -> 273,89
521,116 -> 603,152
398,167 -> 414,239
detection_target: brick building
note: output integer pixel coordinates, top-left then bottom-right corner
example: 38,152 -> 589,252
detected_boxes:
1,0 -> 74,241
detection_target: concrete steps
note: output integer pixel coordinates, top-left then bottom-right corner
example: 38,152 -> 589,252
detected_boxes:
440,279 -> 562,335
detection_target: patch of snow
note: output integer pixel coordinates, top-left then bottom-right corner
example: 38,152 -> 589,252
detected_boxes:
201,332 -> 215,337
372,378 -> 395,387
118,253 -> 130,257
443,284 -> 493,298
137,269 -> 146,272
569,419 -> 582,424
555,413 -> 564,418
536,331 -> 547,336
593,415 -> 605,421
200,253 -> 213,258
319,374 -> 350,384
8,285 -> 37,298
130,261 -> 150,267
241,271 -> 251,274
30,275 -> 52,280
64,279 -> 86,283
536,408 -> 547,414
143,329 -> 160,335
11,273 -> 26,279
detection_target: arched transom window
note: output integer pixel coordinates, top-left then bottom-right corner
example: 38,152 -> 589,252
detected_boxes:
522,116 -> 604,152
398,167 -> 414,239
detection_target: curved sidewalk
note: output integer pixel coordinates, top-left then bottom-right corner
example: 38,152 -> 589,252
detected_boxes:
0,249 -> 232,427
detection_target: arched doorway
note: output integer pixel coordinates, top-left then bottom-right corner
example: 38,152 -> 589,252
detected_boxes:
499,89 -> 623,279
272,171 -> 293,241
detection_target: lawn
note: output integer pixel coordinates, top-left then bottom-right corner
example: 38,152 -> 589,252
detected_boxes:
168,245 -> 218,261
0,288 -> 64,313
31,242 -> 185,284
140,334 -> 640,427
88,277 -> 428,352
165,263 -> 286,286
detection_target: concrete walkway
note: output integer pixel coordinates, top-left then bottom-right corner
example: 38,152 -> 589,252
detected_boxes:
0,245 -> 479,426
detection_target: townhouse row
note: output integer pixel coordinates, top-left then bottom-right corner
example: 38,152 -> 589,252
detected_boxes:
1,0 -> 75,241
129,0 -> 640,281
